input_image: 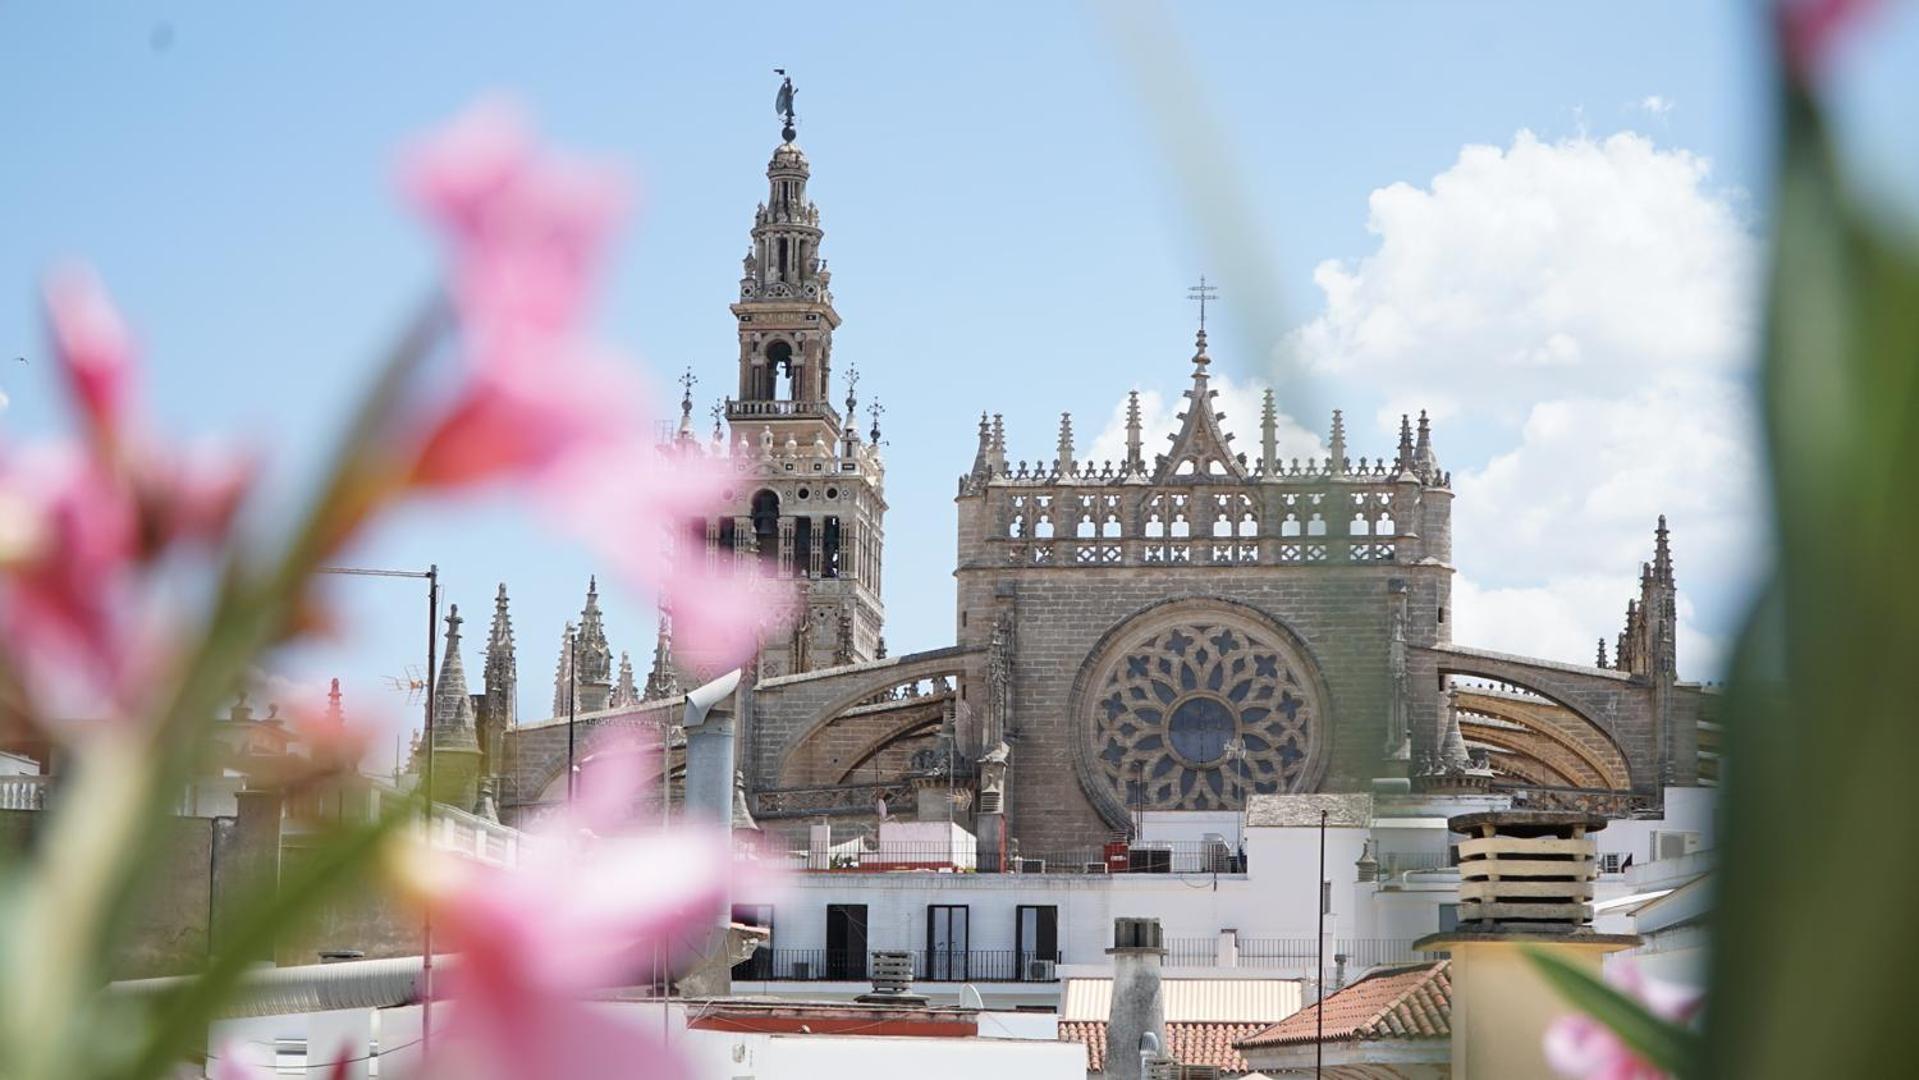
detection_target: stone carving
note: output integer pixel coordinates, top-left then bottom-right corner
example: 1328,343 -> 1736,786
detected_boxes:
1086,612 -> 1321,812
1385,584 -> 1411,761
986,607 -> 1016,741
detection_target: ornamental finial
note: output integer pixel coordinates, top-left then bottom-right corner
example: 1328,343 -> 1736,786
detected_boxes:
774,69 -> 798,143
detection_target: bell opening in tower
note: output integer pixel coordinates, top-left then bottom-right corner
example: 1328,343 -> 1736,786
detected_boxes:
795,516 -> 813,576
823,515 -> 842,578
752,489 -> 780,566
765,340 -> 796,401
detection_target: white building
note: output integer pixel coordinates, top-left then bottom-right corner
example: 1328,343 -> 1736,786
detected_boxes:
726,787 -> 1715,1013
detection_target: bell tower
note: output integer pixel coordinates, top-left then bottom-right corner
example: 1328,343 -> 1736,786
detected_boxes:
730,72 -> 840,448
713,73 -> 887,679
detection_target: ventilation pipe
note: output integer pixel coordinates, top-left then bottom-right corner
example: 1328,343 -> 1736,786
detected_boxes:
681,669 -> 744,826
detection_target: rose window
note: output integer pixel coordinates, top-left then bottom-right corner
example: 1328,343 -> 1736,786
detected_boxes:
1085,613 -> 1322,812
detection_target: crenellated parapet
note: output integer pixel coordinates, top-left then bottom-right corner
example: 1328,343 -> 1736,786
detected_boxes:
956,333 -> 1453,574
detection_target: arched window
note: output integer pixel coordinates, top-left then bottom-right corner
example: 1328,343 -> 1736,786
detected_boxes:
751,490 -> 780,566
765,341 -> 795,401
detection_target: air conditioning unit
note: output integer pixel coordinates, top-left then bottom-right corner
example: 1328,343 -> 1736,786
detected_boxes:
790,960 -> 812,980
1016,858 -> 1047,874
1024,958 -> 1057,981
1085,861 -> 1109,873
1652,830 -> 1701,861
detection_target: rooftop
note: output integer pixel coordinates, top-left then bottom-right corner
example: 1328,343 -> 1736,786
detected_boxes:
1060,1020 -> 1270,1074
1060,977 -> 1303,1023
1236,961 -> 1450,1049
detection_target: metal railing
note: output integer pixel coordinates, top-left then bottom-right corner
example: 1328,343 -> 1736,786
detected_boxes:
1011,841 -> 1248,875
1379,850 -> 1456,876
1237,938 -> 1424,969
731,947 -> 1063,983
1164,937 -> 1220,966
782,840 -> 1248,874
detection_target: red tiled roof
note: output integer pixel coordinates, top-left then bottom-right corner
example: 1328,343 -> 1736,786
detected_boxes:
1060,1020 -> 1271,1073
1235,961 -> 1450,1049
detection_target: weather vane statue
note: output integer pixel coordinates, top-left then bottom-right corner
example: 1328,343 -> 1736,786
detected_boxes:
774,68 -> 798,143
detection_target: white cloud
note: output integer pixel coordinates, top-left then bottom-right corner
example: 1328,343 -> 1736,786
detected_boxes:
1638,95 -> 1676,116
1085,372 -> 1324,470
1285,129 -> 1763,679
1453,573 -> 1724,675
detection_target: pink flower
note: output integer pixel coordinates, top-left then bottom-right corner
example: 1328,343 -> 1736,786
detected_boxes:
401,98 -> 627,358
41,265 -> 135,450
547,441 -> 795,674
0,269 -> 254,727
407,340 -> 641,490
1545,961 -> 1702,1080
401,100 -> 780,672
1778,0 -> 1880,83
664,561 -> 797,677
398,735 -> 743,1080
0,447 -> 140,704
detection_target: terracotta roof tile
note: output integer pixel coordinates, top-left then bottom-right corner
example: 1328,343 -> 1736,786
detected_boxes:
1235,961 -> 1450,1049
1060,1020 -> 1272,1073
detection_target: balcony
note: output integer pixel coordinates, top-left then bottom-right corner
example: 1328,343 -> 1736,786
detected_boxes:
732,947 -> 1064,983
783,840 -> 1247,875
1235,937 -> 1424,969
0,775 -> 50,811
726,398 -> 842,427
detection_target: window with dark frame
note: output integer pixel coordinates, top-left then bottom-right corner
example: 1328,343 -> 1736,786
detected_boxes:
926,904 -> 969,981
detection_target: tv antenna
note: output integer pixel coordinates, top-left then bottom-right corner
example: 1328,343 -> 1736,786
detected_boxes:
383,665 -> 427,706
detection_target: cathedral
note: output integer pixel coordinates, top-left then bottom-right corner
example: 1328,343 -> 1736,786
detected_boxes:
418,93 -> 1713,861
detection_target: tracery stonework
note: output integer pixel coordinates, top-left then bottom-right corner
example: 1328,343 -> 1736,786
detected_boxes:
1079,605 -> 1327,818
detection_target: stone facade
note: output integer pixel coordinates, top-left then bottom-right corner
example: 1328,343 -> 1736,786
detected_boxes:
490,94 -> 1706,858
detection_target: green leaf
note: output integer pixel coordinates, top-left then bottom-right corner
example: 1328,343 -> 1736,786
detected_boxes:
1524,946 -> 1703,1078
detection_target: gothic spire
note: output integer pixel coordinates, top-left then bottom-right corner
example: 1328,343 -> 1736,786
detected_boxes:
484,583 -> 516,709
1653,515 -> 1674,586
1396,414 -> 1417,476
325,677 -> 344,726
1329,409 -> 1348,476
1156,323 -> 1246,483
1125,391 -> 1145,474
1056,412 -> 1076,475
430,605 -> 478,750
610,650 -> 639,708
552,620 -> 576,719
990,413 -> 1007,473
1596,638 -> 1610,669
575,577 -> 613,712
970,412 -> 993,480
644,604 -> 681,701
1260,390 -> 1279,476
1414,409 -> 1438,481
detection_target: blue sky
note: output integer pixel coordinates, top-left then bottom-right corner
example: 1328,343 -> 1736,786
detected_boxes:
2,3 -> 1914,754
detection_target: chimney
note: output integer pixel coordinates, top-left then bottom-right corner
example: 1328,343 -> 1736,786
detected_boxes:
1106,918 -> 1169,1080
855,950 -> 929,1006
1414,811 -> 1641,1080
